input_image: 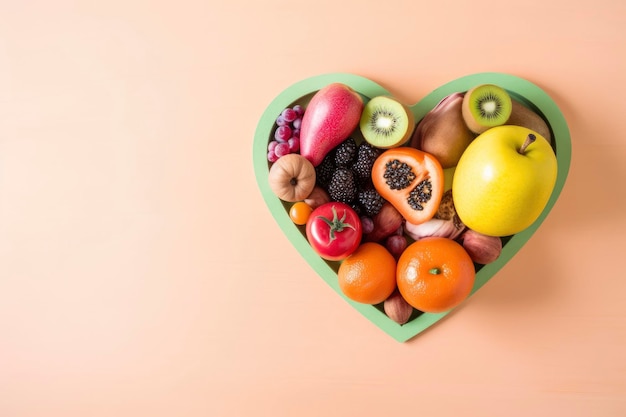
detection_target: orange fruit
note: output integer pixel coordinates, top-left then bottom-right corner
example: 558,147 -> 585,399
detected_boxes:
289,201 -> 313,225
397,237 -> 475,313
337,242 -> 397,305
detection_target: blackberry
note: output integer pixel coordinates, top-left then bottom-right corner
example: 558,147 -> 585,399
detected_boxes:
334,137 -> 357,167
383,159 -> 416,190
407,179 -> 433,211
327,167 -> 358,204
357,188 -> 385,217
315,151 -> 336,188
352,142 -> 381,183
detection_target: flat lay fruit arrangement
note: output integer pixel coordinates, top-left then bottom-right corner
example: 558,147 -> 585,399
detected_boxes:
253,73 -> 571,342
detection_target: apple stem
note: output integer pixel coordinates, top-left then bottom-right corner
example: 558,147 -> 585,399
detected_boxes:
518,134 -> 536,155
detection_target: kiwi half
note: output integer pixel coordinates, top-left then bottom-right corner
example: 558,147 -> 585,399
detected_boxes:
360,96 -> 415,149
461,84 -> 512,134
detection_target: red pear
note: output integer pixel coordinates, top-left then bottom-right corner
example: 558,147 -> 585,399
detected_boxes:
299,83 -> 363,166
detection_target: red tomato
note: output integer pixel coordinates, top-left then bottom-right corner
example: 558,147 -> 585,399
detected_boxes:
305,202 -> 362,261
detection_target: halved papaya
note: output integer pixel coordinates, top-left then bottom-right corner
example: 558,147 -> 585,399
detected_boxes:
371,147 -> 444,225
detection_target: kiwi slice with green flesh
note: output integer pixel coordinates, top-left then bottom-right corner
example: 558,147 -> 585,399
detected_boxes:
360,96 -> 415,149
461,84 -> 512,134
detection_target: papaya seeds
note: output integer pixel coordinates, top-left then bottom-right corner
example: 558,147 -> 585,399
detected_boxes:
371,147 -> 444,225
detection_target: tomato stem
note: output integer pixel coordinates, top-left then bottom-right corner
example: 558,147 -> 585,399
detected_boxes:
317,205 -> 356,243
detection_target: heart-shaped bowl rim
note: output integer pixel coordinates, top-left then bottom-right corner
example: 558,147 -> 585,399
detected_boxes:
253,72 -> 571,342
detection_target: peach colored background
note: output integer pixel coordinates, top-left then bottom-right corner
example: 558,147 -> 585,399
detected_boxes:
1,1 -> 625,416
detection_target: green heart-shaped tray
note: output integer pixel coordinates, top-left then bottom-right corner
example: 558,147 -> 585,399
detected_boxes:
253,72 -> 571,342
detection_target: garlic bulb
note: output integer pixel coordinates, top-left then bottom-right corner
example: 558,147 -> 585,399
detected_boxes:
404,218 -> 465,241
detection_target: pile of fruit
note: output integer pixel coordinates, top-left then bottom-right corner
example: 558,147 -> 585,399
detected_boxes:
266,82 -> 557,325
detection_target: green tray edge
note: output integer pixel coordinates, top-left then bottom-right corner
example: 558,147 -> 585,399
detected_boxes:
252,72 -> 572,343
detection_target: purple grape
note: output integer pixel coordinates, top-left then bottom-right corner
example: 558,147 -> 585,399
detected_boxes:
268,140 -> 279,152
386,234 -> 408,260
288,137 -> 300,152
292,129 -> 300,139
267,150 -> 279,163
293,104 -> 304,116
274,142 -> 290,158
292,117 -> 302,130
361,216 -> 375,235
276,115 -> 287,126
282,108 -> 298,123
274,125 -> 292,142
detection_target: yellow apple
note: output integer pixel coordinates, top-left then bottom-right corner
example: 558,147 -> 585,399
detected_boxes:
452,125 -> 557,237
